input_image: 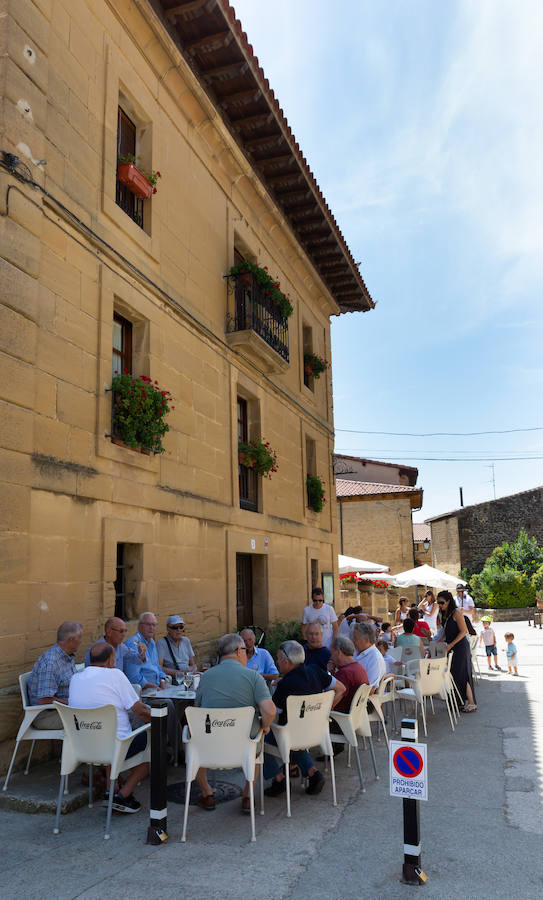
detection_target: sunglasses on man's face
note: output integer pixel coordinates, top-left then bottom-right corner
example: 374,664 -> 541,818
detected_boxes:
169,624 -> 184,630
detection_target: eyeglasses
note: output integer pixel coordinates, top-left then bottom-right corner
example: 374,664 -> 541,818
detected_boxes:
110,627 -> 127,633
169,624 -> 184,630
437,600 -> 446,605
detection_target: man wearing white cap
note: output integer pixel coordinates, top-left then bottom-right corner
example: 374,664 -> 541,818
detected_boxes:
157,615 -> 197,676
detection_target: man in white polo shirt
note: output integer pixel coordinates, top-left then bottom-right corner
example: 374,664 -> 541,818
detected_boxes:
301,587 -> 338,648
69,642 -> 150,814
456,584 -> 474,622
352,621 -> 386,691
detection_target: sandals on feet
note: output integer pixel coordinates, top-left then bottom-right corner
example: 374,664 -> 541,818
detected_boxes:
462,704 -> 477,713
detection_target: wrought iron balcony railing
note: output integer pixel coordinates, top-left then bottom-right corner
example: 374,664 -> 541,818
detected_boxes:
226,272 -> 289,363
116,179 -> 145,229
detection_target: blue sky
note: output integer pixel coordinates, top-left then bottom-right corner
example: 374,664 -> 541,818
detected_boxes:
232,0 -> 543,519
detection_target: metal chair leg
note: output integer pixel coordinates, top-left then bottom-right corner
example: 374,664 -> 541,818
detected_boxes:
181,778 -> 191,842
3,742 -> 20,791
249,779 -> 256,842
24,740 -> 36,775
53,774 -> 65,834
354,744 -> 365,792
285,765 -> 292,818
104,778 -> 115,840
368,736 -> 379,780
88,764 -> 93,807
259,765 -> 264,815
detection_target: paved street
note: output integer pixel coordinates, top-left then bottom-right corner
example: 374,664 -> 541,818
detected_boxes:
1,619 -> 542,900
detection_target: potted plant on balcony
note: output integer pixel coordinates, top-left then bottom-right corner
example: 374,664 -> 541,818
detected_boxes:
307,474 -> 325,512
117,154 -> 161,199
111,371 -> 173,453
303,353 -> 330,380
228,259 -> 294,318
238,439 -> 278,478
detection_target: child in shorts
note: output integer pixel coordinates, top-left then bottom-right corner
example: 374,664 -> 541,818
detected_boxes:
478,616 -> 500,671
504,632 -> 519,675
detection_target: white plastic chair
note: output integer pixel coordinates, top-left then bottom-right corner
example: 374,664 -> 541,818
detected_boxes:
469,635 -> 481,679
401,645 -> 423,664
428,642 -> 447,658
387,646 -> 402,662
266,690 -> 336,818
181,707 -> 263,842
52,703 -> 150,839
329,683 -> 379,790
369,674 -> 396,739
3,673 -> 65,792
395,658 -> 450,736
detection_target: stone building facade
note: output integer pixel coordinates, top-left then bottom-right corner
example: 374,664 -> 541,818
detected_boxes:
337,477 -> 423,604
427,486 -> 543,577
0,0 -> 374,766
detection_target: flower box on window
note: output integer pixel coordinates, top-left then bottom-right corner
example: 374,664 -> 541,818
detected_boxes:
117,163 -> 152,200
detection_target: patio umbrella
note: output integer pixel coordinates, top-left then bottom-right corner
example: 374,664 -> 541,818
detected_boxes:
390,564 -> 466,591
338,554 -> 390,574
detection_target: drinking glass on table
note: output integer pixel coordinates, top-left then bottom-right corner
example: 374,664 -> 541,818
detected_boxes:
182,671 -> 193,691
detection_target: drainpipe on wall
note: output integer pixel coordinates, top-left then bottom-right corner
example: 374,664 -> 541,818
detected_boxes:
339,499 -> 344,554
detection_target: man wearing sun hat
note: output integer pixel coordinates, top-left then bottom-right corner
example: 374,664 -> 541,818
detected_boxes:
157,615 -> 197,676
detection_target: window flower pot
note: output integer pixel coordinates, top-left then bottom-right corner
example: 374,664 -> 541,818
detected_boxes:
117,163 -> 152,200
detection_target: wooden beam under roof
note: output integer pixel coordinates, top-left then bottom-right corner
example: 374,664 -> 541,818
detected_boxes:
268,171 -> 303,187
166,1 -> 209,21
184,30 -> 232,54
217,87 -> 261,106
231,111 -> 274,130
254,152 -> 293,168
201,59 -> 249,80
244,134 -> 284,152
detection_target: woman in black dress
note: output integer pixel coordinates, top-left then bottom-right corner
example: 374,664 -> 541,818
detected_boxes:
437,590 -> 477,712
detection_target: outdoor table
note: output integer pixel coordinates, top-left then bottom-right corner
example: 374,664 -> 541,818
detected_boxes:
142,685 -> 197,767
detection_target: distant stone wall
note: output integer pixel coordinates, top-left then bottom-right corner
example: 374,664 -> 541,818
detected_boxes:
430,486 -> 543,576
457,487 -> 543,574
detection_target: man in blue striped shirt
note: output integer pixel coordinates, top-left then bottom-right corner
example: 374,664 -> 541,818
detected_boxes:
28,621 -> 83,728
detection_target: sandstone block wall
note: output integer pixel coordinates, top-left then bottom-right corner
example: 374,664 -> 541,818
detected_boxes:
0,0 -> 346,769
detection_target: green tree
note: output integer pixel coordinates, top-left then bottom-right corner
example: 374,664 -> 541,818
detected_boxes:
469,530 -> 543,608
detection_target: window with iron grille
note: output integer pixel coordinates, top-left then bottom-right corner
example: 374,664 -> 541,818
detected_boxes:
116,107 -> 145,229
238,396 -> 258,512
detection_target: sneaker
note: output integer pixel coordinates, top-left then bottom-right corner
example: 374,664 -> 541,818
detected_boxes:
264,778 -> 287,797
306,770 -> 325,795
111,792 -> 141,813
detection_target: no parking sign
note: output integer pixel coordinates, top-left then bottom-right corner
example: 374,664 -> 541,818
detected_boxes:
389,740 -> 428,801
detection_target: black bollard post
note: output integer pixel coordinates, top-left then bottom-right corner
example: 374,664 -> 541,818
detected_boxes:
400,718 -> 426,885
146,700 -> 168,845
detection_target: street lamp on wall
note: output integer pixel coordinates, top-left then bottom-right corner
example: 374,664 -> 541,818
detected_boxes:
423,538 -> 430,552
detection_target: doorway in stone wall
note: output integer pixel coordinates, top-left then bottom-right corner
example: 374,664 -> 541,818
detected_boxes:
236,553 -> 253,630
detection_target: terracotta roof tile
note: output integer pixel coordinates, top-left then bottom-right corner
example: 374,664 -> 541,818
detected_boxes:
336,478 -> 421,498
413,523 -> 431,542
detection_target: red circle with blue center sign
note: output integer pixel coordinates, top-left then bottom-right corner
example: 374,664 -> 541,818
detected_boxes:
393,746 -> 423,778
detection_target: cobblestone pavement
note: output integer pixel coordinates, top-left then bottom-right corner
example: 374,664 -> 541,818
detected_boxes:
1,619 -> 542,899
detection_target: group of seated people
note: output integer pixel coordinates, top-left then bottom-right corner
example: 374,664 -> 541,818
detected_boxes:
26,606 -> 395,817
26,612 -> 196,813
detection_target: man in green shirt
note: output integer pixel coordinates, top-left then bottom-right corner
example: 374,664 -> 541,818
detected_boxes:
194,633 -> 276,812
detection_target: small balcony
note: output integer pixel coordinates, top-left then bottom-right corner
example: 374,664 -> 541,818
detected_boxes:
226,273 -> 289,373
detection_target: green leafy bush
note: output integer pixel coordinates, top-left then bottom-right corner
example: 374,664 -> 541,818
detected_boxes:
532,563 -> 543,594
307,474 -> 325,512
470,565 -> 536,608
263,620 -> 303,662
486,529 -> 543,579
